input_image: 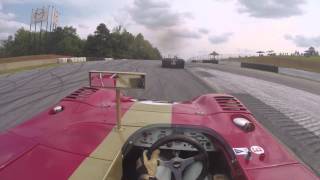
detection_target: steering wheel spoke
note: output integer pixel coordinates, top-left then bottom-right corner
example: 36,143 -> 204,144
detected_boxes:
172,168 -> 183,180
147,134 -> 209,180
159,159 -> 171,167
159,158 -> 188,180
180,157 -> 196,170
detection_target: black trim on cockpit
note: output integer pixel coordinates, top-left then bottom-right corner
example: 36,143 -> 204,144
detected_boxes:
121,124 -> 237,164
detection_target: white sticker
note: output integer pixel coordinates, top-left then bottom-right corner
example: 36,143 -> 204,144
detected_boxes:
250,146 -> 264,154
233,147 -> 249,155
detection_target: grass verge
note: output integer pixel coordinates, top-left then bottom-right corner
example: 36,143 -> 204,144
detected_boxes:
239,56 -> 320,73
0,55 -> 69,64
0,63 -> 60,75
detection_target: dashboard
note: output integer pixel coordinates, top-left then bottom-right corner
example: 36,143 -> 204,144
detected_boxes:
134,127 -> 216,151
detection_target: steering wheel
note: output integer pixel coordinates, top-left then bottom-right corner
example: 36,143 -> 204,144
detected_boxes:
148,134 -> 209,180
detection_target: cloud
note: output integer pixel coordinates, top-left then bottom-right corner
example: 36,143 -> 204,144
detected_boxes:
0,19 -> 25,32
237,0 -> 306,18
168,28 -> 201,39
209,32 -> 233,44
78,24 -> 89,29
0,11 -> 15,20
128,0 -> 192,29
285,34 -> 320,47
0,33 -> 10,41
198,28 -> 209,34
0,19 -> 26,40
127,0 -> 198,55
0,1 -> 27,40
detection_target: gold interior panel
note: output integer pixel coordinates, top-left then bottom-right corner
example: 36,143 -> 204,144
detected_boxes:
91,126 -> 140,161
69,158 -> 111,180
122,102 -> 172,126
128,102 -> 172,113
69,101 -> 172,180
103,151 -> 123,180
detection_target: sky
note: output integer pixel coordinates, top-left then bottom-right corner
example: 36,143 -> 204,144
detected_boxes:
1,0 -> 320,58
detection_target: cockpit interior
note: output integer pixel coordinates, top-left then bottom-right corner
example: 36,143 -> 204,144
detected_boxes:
122,125 -> 237,180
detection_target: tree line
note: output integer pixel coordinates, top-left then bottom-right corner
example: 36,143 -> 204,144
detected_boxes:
0,23 -> 162,60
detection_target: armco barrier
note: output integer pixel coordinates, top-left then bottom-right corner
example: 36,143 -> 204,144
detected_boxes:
57,57 -> 86,63
86,57 -> 105,61
57,57 -> 113,63
241,62 -> 279,73
202,60 -> 219,64
57,58 -> 68,63
105,58 -> 113,61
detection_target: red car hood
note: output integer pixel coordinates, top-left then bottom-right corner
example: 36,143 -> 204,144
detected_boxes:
0,88 -> 317,180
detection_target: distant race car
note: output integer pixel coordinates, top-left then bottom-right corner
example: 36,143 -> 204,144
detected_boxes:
162,56 -> 185,68
0,71 -> 318,180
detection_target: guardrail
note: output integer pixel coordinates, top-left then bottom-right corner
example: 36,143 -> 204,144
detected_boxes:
57,57 -> 114,63
57,57 -> 86,63
87,57 -> 114,61
203,60 -> 219,64
241,62 -> 279,73
191,60 -> 219,64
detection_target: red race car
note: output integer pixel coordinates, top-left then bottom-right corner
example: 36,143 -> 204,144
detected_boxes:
0,71 -> 318,180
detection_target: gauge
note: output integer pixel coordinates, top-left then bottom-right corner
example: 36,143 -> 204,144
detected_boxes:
195,135 -> 204,141
142,132 -> 148,138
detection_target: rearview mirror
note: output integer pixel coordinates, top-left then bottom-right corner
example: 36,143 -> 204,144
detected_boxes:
89,71 -> 146,89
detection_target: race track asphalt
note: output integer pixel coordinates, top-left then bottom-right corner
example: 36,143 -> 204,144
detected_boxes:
0,60 -> 212,132
188,63 -> 320,175
0,60 -> 319,175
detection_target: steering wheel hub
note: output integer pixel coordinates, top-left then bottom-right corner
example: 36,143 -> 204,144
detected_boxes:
173,161 -> 182,168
